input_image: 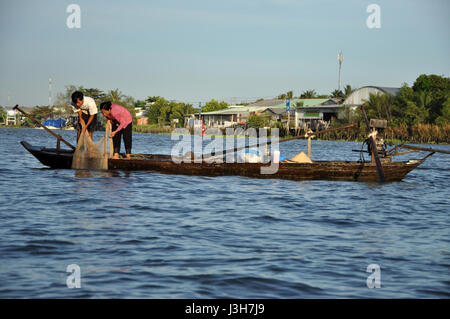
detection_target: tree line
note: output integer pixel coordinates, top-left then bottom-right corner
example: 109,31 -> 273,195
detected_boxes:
276,85 -> 353,100
334,74 -> 450,127
18,86 -> 229,128
2,74 -> 448,132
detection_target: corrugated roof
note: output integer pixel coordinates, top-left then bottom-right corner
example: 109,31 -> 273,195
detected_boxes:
272,98 -> 332,108
248,98 -> 332,108
247,98 -> 284,107
192,98 -> 336,116
354,86 -> 401,97
375,87 -> 401,96
200,106 -> 268,115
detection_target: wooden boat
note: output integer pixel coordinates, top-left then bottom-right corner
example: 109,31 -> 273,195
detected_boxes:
20,141 -> 431,182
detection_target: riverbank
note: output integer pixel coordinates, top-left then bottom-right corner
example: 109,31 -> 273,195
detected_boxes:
319,123 -> 450,145
132,124 -> 450,145
2,124 -> 448,145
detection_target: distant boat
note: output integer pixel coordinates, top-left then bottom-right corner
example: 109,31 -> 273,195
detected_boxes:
40,118 -> 67,129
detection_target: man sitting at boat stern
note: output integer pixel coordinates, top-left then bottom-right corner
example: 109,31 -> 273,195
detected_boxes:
100,101 -> 133,160
71,91 -> 98,141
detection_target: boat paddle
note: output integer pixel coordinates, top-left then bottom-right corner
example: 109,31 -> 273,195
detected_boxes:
396,144 -> 450,155
13,105 -> 76,150
361,105 -> 386,182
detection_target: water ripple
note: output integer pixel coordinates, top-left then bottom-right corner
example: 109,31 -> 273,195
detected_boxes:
0,128 -> 449,298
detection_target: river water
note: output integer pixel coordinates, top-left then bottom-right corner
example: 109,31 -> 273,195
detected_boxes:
0,127 -> 449,298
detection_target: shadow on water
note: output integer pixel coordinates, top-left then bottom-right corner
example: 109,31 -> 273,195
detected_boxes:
74,169 -> 124,179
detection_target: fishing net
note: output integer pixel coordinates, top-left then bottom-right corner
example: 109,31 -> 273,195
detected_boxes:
71,122 -> 113,170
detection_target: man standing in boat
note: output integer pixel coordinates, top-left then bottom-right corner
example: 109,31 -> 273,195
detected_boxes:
99,101 -> 133,160
71,91 -> 98,141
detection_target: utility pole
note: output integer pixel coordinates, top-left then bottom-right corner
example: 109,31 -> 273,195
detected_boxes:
286,97 -> 291,136
338,52 -> 344,92
48,77 -> 52,106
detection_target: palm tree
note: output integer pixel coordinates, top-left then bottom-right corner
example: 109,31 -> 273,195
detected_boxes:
300,90 -> 317,99
107,89 -> 125,104
416,91 -> 431,110
83,88 -> 106,102
365,93 -> 393,121
344,85 -> 352,98
330,89 -> 344,99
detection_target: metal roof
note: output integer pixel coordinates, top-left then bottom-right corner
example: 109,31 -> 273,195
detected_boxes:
199,106 -> 268,115
373,87 -> 401,96
357,86 -> 401,96
188,99 -> 337,116
248,98 -> 332,108
296,104 -> 344,113
247,98 -> 284,107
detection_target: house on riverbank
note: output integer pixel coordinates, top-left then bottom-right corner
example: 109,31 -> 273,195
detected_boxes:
344,86 -> 401,106
184,98 -> 339,129
184,87 -> 402,132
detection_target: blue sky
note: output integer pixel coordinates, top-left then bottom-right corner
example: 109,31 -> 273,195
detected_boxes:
0,0 -> 449,106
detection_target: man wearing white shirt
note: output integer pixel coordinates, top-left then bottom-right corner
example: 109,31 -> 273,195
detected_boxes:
71,91 -> 98,141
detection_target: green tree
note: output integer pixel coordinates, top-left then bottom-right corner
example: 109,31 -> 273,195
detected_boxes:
247,114 -> 269,128
412,74 -> 450,122
0,106 -> 6,123
330,89 -> 344,99
106,89 -> 125,105
54,84 -> 81,116
134,100 -> 147,110
343,85 -> 352,98
121,95 -> 137,124
146,96 -> 162,103
0,107 -> 7,125
364,92 -> 393,122
30,106 -> 54,121
403,101 -> 429,126
337,105 -> 361,124
145,97 -> 195,126
300,90 -> 317,98
170,102 -> 196,127
390,83 -> 414,125
286,91 -> 293,99
147,97 -> 167,124
201,99 -> 228,113
436,97 -> 450,126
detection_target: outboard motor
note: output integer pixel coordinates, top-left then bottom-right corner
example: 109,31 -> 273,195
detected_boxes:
365,118 -> 389,160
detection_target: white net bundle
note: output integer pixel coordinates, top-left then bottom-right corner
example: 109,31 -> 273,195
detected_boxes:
71,122 -> 114,170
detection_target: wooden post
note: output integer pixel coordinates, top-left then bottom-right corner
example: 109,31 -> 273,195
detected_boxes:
307,136 -> 311,158
56,136 -> 61,153
287,112 -> 290,136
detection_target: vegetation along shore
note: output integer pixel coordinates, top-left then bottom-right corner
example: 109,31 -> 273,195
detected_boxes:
1,74 -> 449,144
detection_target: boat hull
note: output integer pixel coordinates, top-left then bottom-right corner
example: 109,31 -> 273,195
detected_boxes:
20,141 -> 425,182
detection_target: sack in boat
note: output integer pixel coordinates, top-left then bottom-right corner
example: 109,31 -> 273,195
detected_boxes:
71,122 -> 114,170
289,152 -> 312,163
240,149 -> 262,163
